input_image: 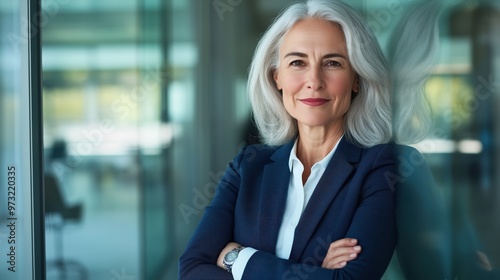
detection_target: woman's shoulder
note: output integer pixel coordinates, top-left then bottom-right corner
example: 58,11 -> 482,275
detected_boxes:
362,142 -> 422,156
356,142 -> 424,165
240,143 -> 277,154
233,143 -> 282,165
360,143 -> 431,182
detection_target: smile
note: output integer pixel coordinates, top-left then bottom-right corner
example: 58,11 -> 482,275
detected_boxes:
299,98 -> 330,106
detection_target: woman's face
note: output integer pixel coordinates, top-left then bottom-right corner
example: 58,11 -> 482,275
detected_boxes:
274,18 -> 358,132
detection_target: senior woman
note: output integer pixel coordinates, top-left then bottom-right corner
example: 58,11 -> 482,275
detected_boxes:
179,0 -> 398,279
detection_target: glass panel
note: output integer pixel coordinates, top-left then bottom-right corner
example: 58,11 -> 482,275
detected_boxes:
138,0 -> 174,279
42,0 -> 140,279
0,0 -> 42,279
365,0 -> 500,278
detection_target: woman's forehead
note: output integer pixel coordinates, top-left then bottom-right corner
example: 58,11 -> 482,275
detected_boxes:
280,18 -> 348,56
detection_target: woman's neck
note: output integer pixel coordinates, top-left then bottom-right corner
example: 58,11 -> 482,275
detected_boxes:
296,124 -> 343,182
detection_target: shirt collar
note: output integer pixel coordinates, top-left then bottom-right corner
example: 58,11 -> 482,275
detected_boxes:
288,135 -> 343,171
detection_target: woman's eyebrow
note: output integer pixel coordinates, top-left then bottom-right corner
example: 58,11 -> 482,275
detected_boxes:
323,53 -> 347,60
284,52 -> 308,58
284,52 -> 347,59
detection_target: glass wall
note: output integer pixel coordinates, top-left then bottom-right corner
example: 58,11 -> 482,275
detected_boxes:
363,0 -> 499,278
39,0 -> 500,279
0,0 -> 43,279
42,0 -> 143,279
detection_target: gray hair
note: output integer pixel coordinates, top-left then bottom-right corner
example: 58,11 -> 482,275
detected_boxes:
388,0 -> 440,145
248,0 -> 392,147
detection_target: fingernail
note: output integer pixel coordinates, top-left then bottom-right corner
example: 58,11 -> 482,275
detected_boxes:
354,246 -> 361,251
340,262 -> 346,266
350,239 -> 357,243
349,253 -> 357,258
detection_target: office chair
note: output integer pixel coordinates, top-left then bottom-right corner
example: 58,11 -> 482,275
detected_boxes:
44,173 -> 88,280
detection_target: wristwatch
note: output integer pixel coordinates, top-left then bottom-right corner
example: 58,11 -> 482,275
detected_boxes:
223,246 -> 244,272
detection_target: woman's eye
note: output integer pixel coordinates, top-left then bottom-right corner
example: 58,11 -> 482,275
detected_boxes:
326,60 -> 341,67
290,60 -> 304,67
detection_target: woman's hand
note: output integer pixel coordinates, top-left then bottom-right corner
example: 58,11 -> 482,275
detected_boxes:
217,242 -> 242,270
322,238 -> 362,269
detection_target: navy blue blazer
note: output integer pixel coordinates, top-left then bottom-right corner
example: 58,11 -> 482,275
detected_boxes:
179,137 -> 397,279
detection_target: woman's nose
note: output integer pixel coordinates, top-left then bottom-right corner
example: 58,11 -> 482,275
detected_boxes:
306,67 -> 325,90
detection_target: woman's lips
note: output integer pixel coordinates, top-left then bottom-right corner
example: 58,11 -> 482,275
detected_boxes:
299,98 -> 330,106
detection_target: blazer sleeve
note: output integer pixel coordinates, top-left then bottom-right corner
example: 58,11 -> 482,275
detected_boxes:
178,146 -> 247,280
241,145 -> 397,280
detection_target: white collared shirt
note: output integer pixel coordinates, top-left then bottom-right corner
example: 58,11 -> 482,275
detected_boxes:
232,137 -> 342,279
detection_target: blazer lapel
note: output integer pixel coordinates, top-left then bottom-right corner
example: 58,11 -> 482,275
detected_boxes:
258,140 -> 294,254
289,137 -> 362,261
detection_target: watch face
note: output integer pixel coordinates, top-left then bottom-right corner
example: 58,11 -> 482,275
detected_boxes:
224,251 -> 238,264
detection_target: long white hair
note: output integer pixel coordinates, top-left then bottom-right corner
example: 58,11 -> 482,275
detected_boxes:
248,0 -> 392,147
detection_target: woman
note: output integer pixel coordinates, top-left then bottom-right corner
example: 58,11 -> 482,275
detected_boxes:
180,0 -> 398,279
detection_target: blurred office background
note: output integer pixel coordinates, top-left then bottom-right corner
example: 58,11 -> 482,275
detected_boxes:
33,0 -> 500,279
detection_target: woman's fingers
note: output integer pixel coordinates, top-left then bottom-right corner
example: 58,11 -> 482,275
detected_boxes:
321,238 -> 362,269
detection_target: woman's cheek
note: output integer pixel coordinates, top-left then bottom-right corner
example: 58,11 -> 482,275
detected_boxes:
284,76 -> 303,93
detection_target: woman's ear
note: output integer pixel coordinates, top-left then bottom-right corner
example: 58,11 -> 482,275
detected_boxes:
273,70 -> 282,90
352,76 -> 359,93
